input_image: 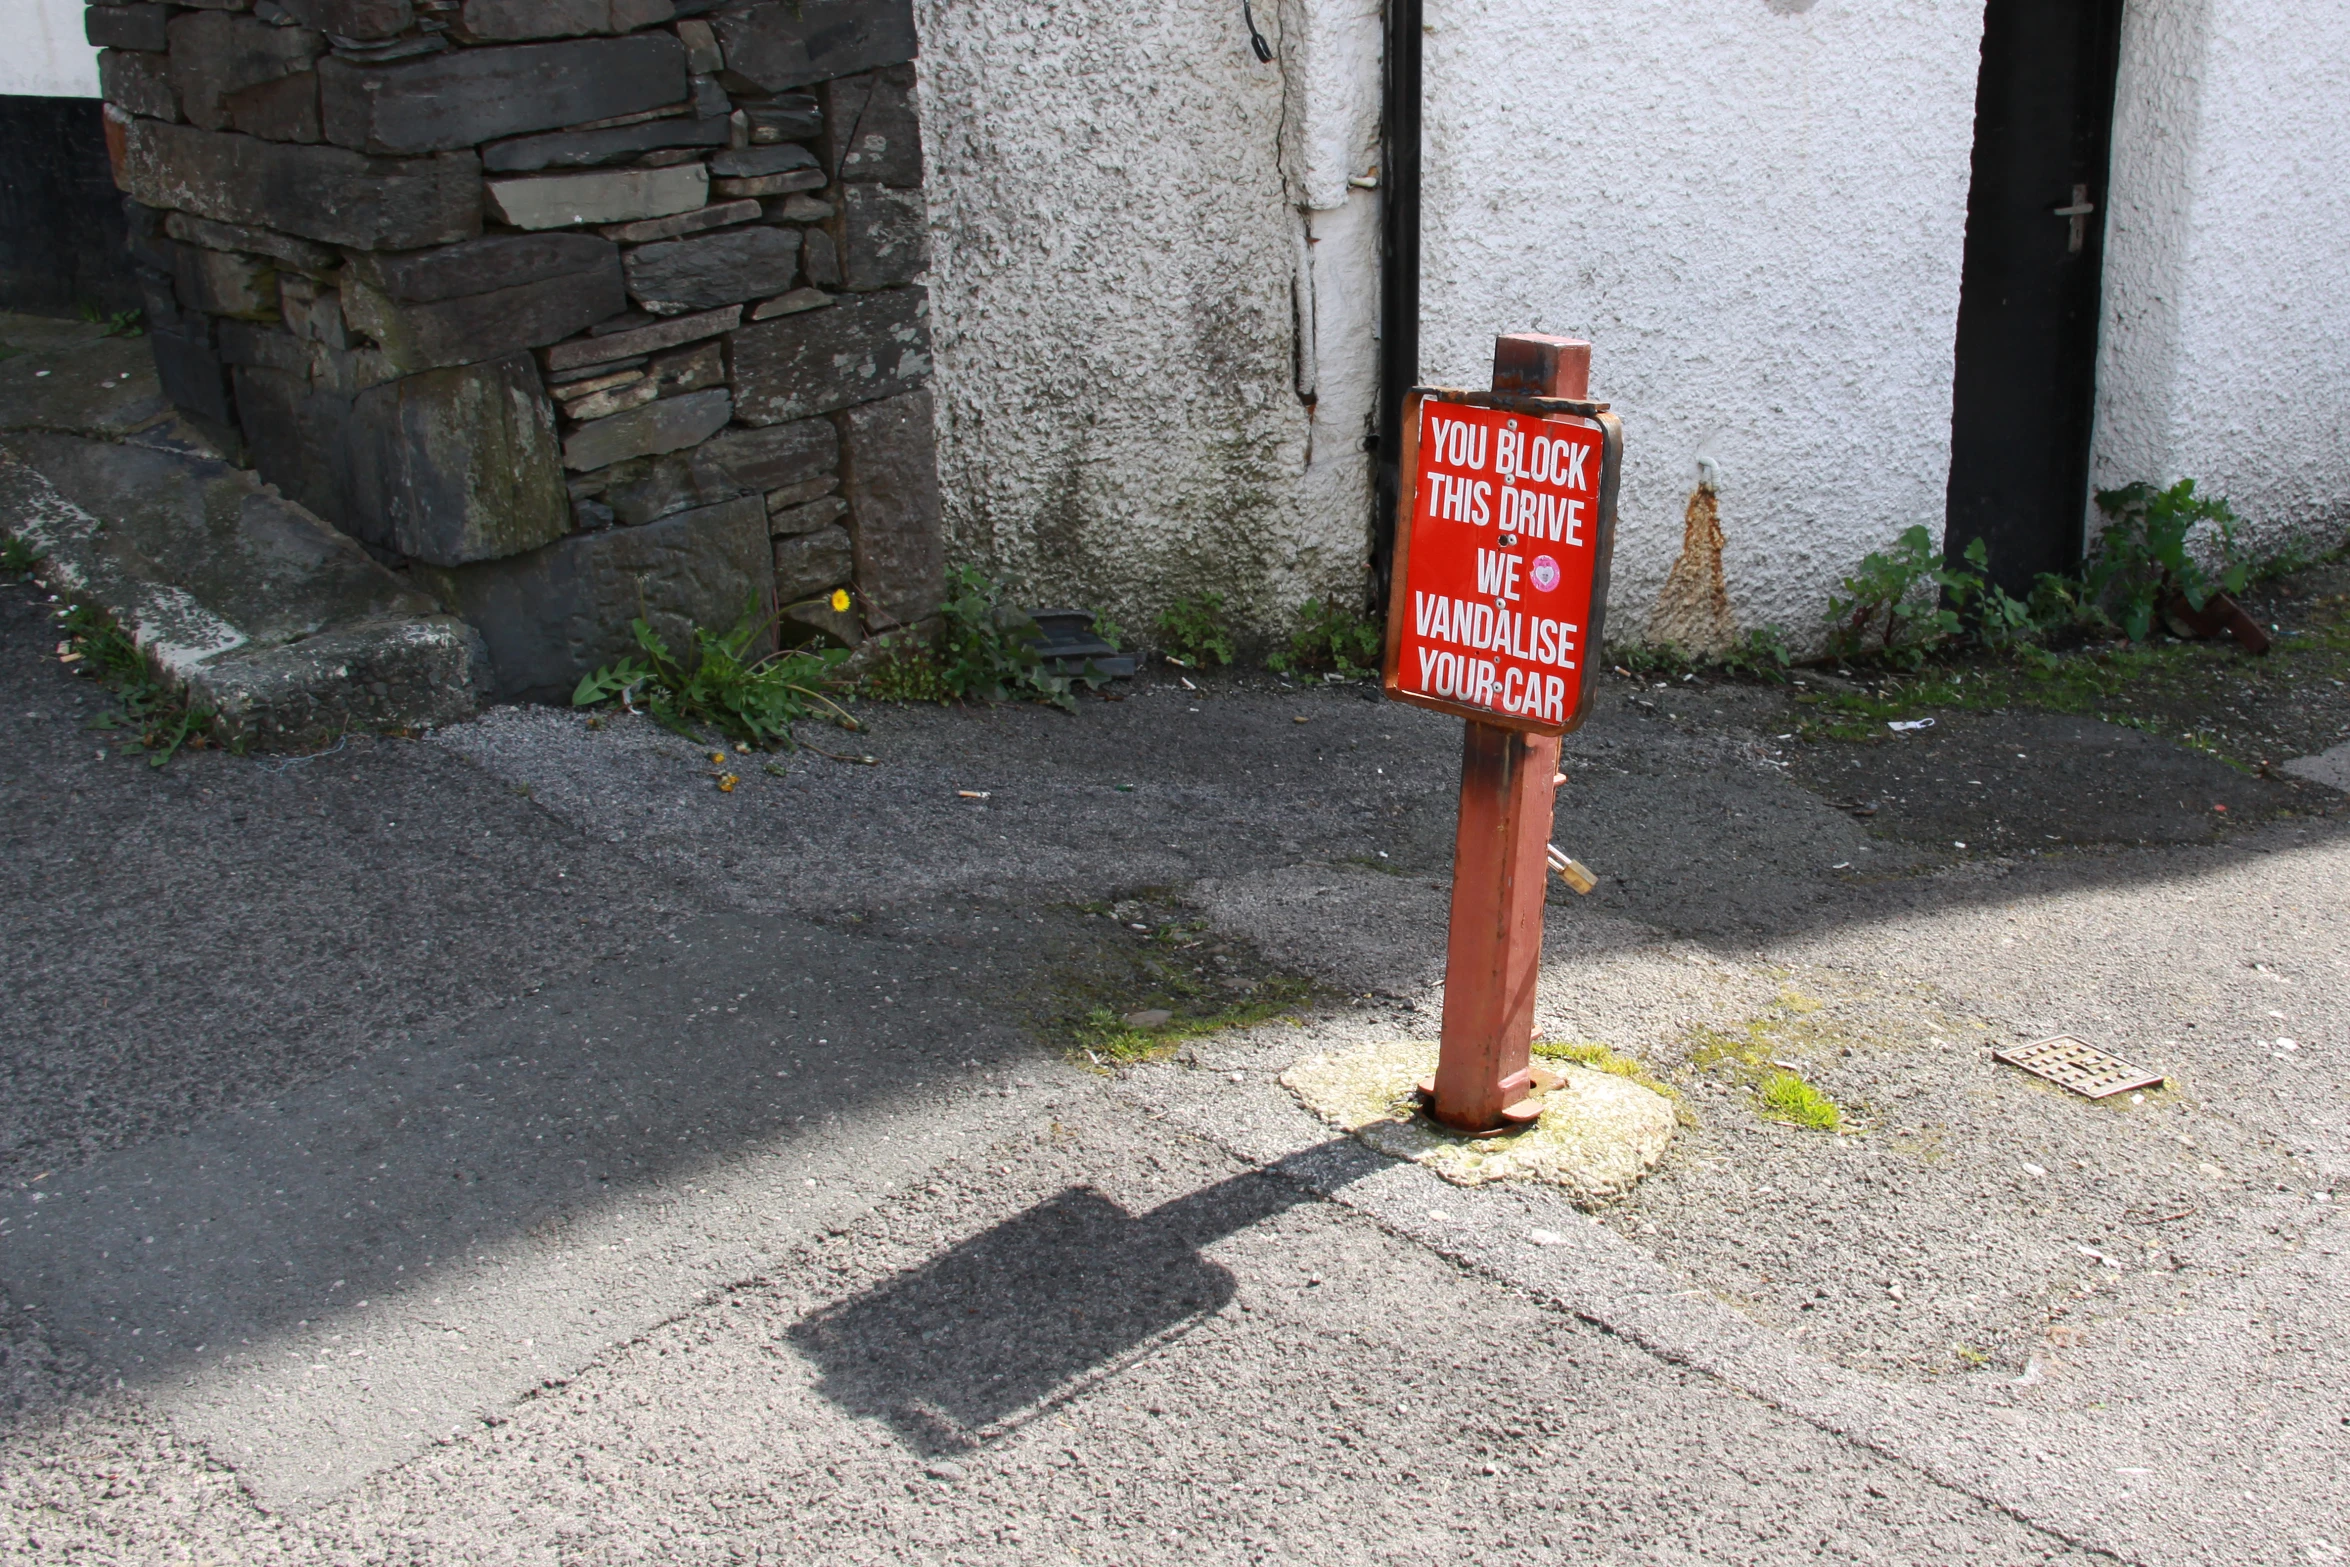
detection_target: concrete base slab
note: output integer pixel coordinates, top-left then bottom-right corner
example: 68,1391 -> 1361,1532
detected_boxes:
1282,1038 -> 1676,1197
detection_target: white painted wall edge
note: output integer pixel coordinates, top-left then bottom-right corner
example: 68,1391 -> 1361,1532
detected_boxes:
2,0 -> 100,98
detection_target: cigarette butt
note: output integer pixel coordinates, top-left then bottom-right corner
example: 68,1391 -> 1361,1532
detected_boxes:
957,789 -> 990,800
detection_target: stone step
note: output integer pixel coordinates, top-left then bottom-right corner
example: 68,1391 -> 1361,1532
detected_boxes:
0,312 -> 486,750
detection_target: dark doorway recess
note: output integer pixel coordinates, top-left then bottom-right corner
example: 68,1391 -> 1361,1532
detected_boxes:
1943,0 -> 2126,596
0,96 -> 138,318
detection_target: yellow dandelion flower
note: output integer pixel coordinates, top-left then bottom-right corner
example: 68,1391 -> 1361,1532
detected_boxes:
830,588 -> 851,613
716,773 -> 739,793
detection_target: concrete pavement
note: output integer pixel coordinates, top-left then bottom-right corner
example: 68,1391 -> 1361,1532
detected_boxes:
2,564 -> 2346,1565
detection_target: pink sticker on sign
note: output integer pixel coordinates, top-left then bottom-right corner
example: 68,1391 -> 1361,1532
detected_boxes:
1530,555 -> 1560,592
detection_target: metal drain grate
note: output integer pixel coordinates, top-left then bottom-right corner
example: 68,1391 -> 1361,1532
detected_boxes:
1993,1035 -> 2166,1099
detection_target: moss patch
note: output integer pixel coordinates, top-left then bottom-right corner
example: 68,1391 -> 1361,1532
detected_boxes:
1786,565 -> 2350,770
1756,1070 -> 1843,1131
1532,1039 -> 1693,1126
1036,897 -> 1323,1069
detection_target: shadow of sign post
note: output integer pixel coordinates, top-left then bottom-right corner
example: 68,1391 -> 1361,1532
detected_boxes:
791,1142 -> 1378,1453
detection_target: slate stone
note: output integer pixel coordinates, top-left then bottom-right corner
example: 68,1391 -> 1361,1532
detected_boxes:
767,492 -> 845,537
278,0 -> 412,42
838,384 -> 940,626
86,5 -> 172,51
167,11 -> 320,132
821,66 -> 920,185
780,587 -> 858,647
135,266 -> 183,332
623,225 -> 797,313
707,142 -> 813,179
482,114 -> 728,172
456,0 -> 675,37
710,169 -> 822,199
727,285 -> 927,425
171,241 -> 280,319
485,163 -> 707,229
279,278 -> 348,347
112,119 -> 482,250
540,302 -> 739,371
343,256 -> 627,373
122,200 -> 179,274
101,49 -> 181,121
602,445 -> 750,526
840,183 -> 924,291
222,70 -> 321,143
676,18 -> 721,72
712,0 -> 914,94
650,339 -> 724,392
348,232 -> 616,302
772,522 -> 852,601
563,386 -> 732,471
163,211 -> 340,273
345,351 -> 570,565
149,324 -> 238,427
747,285 -> 829,318
799,230 -> 838,286
425,491 -> 772,699
696,415 -> 835,491
319,33 -> 688,156
231,363 -> 357,531
598,197 -> 760,244
761,472 -> 837,511
742,93 -> 820,143
216,318 -> 311,372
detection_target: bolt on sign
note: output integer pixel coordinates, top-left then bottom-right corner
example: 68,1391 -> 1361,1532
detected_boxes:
1382,389 -> 1621,735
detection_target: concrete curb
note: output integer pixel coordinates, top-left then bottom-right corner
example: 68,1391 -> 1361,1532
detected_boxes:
0,439 -> 484,750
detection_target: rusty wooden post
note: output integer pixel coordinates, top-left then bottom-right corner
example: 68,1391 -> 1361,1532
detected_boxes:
1426,334 -> 1589,1133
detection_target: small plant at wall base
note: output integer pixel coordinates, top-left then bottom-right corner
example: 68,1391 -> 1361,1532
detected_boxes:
60,603 -> 218,767
2087,479 -> 2248,643
1154,592 -> 1235,668
572,599 -> 856,748
1267,596 -> 1383,679
1824,525 -> 1979,665
860,565 -> 1109,712
0,534 -> 45,577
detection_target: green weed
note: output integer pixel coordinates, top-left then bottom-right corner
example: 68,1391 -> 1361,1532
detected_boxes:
1155,592 -> 1235,668
1756,1070 -> 1843,1131
1532,1038 -> 1693,1124
572,597 -> 856,747
76,302 -> 144,338
1267,596 -> 1383,678
858,564 -> 1107,711
2088,479 -> 2248,642
0,534 -> 45,577
59,603 -> 217,767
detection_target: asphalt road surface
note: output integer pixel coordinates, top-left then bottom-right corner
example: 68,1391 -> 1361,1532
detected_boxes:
2,574 -> 2345,1565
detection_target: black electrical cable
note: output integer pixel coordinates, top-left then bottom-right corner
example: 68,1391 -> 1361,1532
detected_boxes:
1240,0 -> 1274,62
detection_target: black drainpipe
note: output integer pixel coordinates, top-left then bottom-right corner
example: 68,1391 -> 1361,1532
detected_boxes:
1371,0 -> 1422,615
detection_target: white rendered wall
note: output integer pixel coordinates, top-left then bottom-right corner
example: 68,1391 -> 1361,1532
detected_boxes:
3,0 -> 99,97
1417,0 -> 1986,647
912,0 -> 1381,635
2094,0 -> 2350,552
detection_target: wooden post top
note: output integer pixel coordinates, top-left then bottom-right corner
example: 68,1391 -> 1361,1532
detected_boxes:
1491,334 -> 1591,400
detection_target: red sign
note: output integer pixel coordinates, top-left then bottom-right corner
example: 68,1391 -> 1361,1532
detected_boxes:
1381,392 -> 1619,735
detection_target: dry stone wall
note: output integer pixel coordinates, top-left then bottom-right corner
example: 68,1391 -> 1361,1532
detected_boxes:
90,0 -> 939,699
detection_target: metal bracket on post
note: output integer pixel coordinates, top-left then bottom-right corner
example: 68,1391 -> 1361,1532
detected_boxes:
1420,333 -> 1590,1134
